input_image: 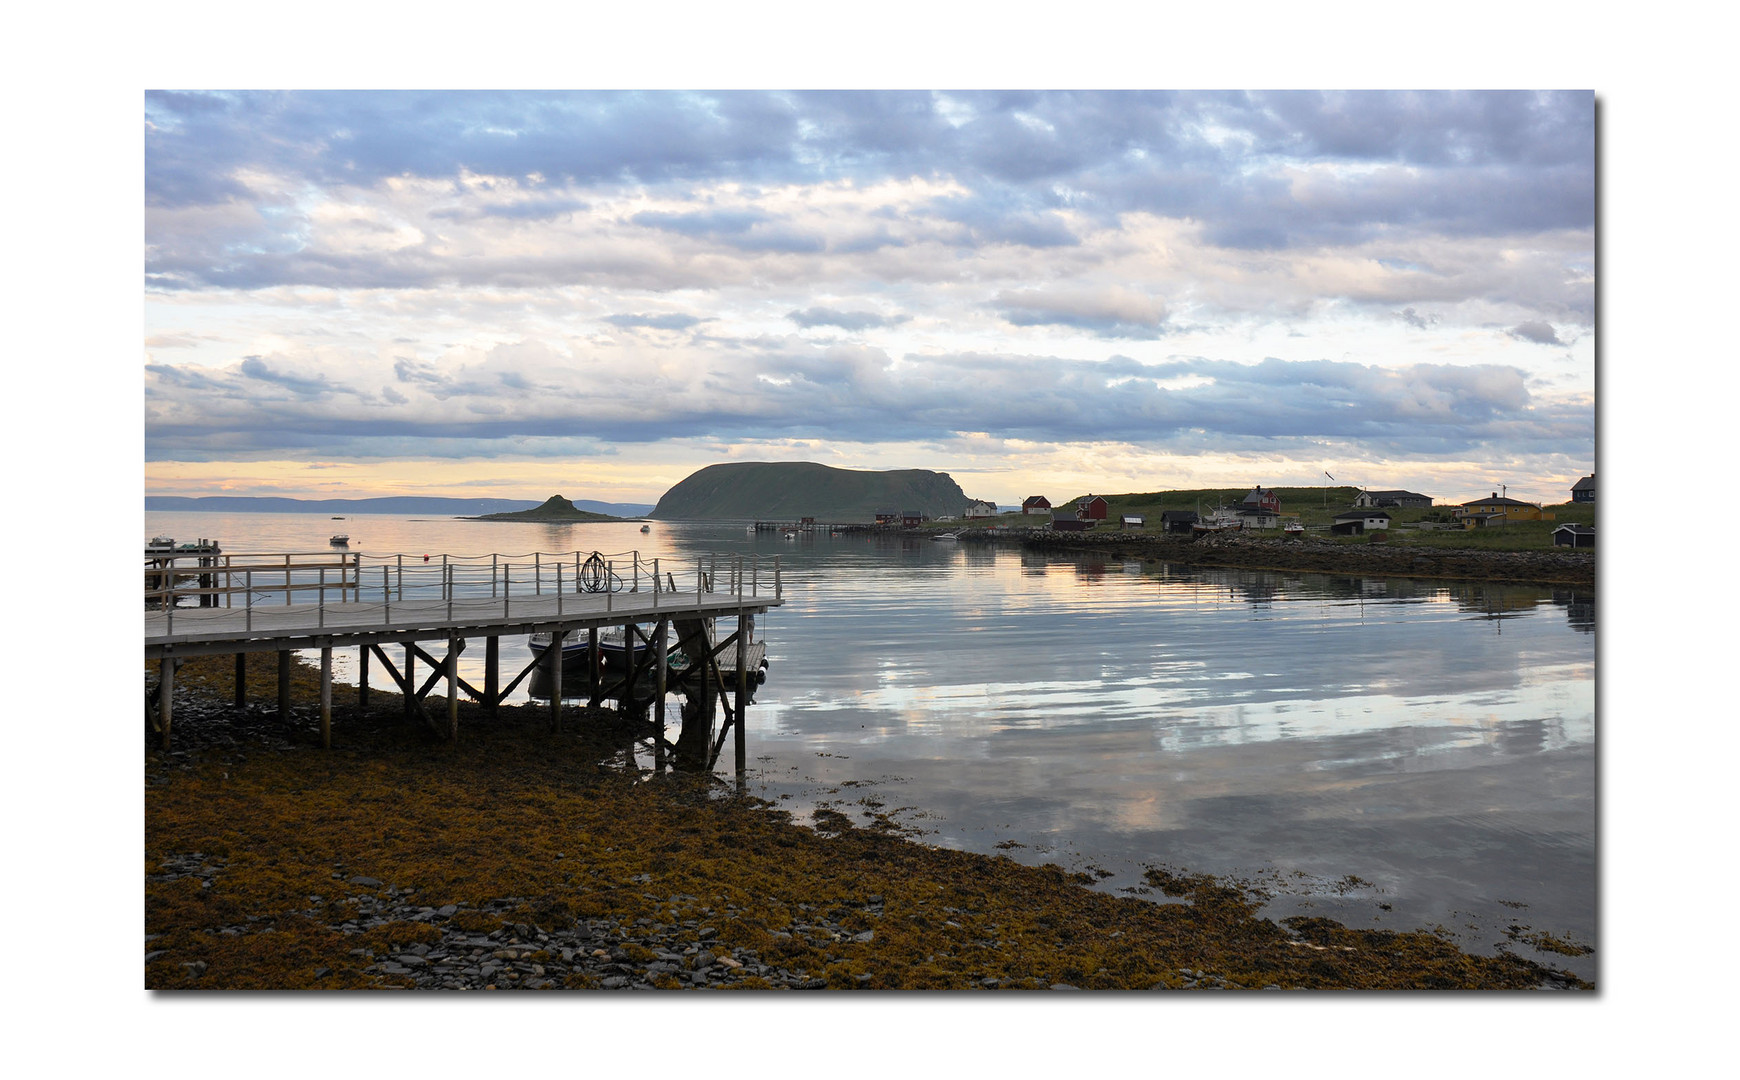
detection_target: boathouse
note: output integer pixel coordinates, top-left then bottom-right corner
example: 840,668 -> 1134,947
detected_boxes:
1553,523 -> 1595,548
1160,510 -> 1198,534
1120,515 -> 1144,529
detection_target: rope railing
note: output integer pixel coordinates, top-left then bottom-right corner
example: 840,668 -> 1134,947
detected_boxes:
146,548 -> 783,635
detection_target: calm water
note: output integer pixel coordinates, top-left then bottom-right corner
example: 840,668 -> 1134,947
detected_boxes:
145,512 -> 1597,973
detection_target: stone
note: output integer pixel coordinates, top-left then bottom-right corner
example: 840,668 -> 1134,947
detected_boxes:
348,875 -> 382,888
852,930 -> 874,943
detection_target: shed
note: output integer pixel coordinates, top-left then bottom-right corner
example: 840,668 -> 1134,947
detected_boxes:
1120,515 -> 1145,529
1331,508 -> 1392,536
1553,523 -> 1595,548
1159,510 -> 1198,534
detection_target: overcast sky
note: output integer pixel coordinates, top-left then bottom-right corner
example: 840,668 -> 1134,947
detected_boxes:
144,89 -> 1594,506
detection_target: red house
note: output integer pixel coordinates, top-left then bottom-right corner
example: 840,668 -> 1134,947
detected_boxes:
1022,495 -> 1052,515
1077,495 -> 1108,520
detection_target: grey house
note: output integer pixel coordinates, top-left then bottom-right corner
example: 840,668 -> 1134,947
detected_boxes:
1571,475 -> 1595,503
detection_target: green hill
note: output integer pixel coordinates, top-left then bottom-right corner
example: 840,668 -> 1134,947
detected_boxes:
467,495 -> 624,523
651,462 -> 974,521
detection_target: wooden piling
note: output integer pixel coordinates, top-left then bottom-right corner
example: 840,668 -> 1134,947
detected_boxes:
404,645 -> 415,717
158,655 -> 174,752
735,606 -> 748,779
654,617 -> 669,769
320,646 -> 332,749
277,650 -> 291,725
485,636 -> 499,717
550,629 -> 564,733
358,643 -> 370,708
447,633 -> 460,742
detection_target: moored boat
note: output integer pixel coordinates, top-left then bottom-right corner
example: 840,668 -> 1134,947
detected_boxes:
330,534 -> 350,546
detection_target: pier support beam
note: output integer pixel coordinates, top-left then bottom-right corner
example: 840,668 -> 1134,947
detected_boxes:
277,651 -> 291,726
621,622 -> 636,716
233,653 -> 246,709
320,646 -> 332,749
158,656 -> 174,752
485,636 -> 500,717
404,645 -> 415,718
654,617 -> 669,769
587,627 -> 600,708
549,630 -> 564,733
447,633 -> 460,742
735,607 -> 748,785
358,644 -> 370,708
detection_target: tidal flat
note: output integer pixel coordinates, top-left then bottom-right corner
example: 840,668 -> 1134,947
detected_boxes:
145,654 -> 1589,991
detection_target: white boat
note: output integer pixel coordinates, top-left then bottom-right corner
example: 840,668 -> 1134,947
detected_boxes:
1283,521 -> 1305,534
931,532 -> 958,541
330,534 -> 350,546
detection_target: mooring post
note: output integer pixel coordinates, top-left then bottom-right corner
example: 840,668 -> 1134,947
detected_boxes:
550,629 -> 564,733
320,646 -> 333,750
234,652 -> 247,709
359,644 -> 370,708
654,616 -> 669,770
158,655 -> 175,752
485,635 -> 499,717
277,650 -> 291,727
447,633 -> 460,742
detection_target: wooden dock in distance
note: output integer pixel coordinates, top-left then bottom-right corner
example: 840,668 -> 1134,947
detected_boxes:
144,548 -> 783,775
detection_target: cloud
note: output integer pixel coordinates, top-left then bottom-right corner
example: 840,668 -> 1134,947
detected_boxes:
1507,320 -> 1564,345
604,313 -> 707,330
995,288 -> 1168,338
1396,307 -> 1438,330
786,307 -> 908,330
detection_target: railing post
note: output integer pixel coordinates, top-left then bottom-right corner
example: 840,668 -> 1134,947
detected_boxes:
606,561 -> 613,612
633,552 -> 639,593
285,554 -> 292,606
245,569 -> 253,631
752,555 -> 759,597
319,567 -> 326,628
536,553 -> 542,596
165,557 -> 174,636
557,564 -> 564,616
444,555 -> 450,601
504,562 -> 511,618
653,558 -> 660,608
446,564 -> 453,620
383,566 -> 390,624
492,554 -> 498,599
397,554 -> 403,601
775,555 -> 782,600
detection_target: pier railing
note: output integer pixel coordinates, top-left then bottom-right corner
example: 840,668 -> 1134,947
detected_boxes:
145,548 -> 782,636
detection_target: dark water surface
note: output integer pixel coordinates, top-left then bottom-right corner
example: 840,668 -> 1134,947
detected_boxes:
146,512 -> 1596,975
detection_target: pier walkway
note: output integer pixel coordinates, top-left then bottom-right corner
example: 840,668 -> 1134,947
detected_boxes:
145,548 -> 783,771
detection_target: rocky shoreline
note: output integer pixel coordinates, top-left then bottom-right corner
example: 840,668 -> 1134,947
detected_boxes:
960,528 -> 1595,586
145,654 -> 1592,991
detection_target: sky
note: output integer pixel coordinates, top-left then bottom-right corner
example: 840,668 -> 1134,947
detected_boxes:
143,89 -> 1595,508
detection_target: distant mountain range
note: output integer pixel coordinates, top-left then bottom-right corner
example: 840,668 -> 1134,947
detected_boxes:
145,495 -> 654,517
650,462 -> 976,520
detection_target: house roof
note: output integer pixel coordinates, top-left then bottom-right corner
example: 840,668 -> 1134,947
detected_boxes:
1079,494 -> 1107,505
1367,489 -> 1430,500
1160,511 -> 1198,522
1554,523 -> 1595,534
1022,495 -> 1050,506
1571,475 -> 1595,491
1459,494 -> 1537,508
1334,507 -> 1393,520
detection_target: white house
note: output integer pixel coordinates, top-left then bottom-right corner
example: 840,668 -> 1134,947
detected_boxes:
964,499 -> 998,518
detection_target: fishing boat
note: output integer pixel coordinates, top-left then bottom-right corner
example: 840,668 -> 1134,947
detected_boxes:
931,532 -> 958,541
1191,508 -> 1243,534
1283,521 -> 1305,534
640,524 -> 651,533
330,534 -> 350,546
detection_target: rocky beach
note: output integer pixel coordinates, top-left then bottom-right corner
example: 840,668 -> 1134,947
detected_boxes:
145,653 -> 1592,991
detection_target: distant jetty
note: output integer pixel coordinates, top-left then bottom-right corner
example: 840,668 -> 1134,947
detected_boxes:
465,495 -> 625,524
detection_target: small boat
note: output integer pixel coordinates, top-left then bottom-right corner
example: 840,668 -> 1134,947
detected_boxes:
1283,521 -> 1305,534
931,532 -> 958,541
640,524 -> 651,533
530,627 -> 653,668
331,516 -> 345,520
330,534 -> 350,546
147,536 -> 175,553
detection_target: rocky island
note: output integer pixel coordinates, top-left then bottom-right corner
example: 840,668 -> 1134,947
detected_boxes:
465,495 -> 626,524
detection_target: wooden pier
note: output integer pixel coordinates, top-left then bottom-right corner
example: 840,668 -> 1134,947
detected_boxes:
144,548 -> 783,775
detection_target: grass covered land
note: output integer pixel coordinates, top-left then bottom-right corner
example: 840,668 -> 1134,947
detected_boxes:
146,654 -> 1590,991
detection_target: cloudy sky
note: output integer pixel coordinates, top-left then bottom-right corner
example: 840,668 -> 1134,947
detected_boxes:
144,89 -> 1594,507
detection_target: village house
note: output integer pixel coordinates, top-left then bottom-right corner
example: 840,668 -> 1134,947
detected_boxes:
1022,495 -> 1052,515
1076,495 -> 1109,520
1236,505 -> 1280,529
963,498 -> 998,518
1332,507 -> 1393,535
1571,475 -> 1595,503
1553,523 -> 1595,548
1242,486 -> 1281,512
1452,493 -> 1555,527
874,508 -> 898,525
1353,489 -> 1433,509
1050,510 -> 1092,532
901,510 -> 924,528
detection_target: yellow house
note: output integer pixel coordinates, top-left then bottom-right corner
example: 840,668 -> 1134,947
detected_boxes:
1454,493 -> 1555,528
